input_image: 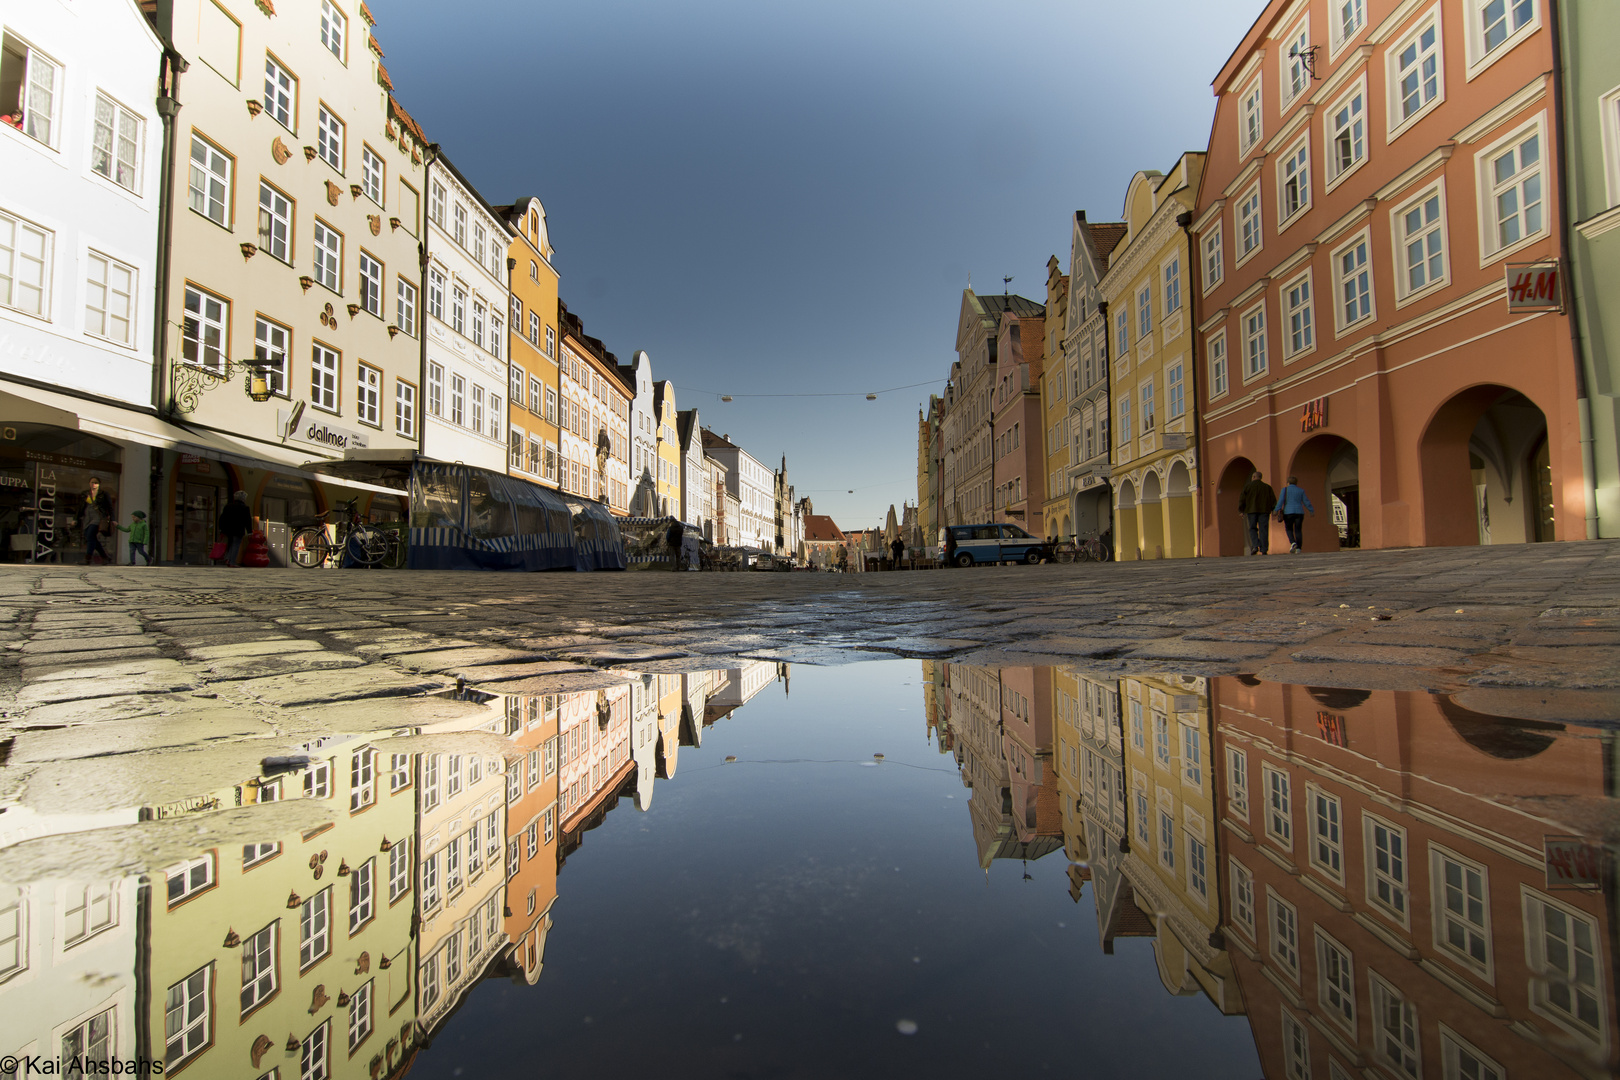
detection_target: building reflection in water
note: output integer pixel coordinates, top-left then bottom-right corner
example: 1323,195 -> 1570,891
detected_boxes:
1,658 -> 1613,1080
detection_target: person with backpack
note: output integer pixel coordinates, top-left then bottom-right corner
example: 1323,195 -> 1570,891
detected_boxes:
1277,475 -> 1316,554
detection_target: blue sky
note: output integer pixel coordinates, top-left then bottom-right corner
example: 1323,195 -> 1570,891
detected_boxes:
381,0 -> 1264,529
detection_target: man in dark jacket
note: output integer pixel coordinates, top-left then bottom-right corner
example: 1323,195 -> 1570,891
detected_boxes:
890,537 -> 904,570
217,490 -> 254,567
81,476 -> 114,564
1237,470 -> 1277,556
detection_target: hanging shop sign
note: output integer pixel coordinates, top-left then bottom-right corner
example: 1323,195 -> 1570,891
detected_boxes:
277,407 -> 371,453
1544,835 -> 1603,890
1505,261 -> 1562,312
1301,397 -> 1329,433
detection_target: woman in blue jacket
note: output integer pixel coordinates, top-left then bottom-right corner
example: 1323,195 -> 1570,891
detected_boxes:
1278,476 -> 1315,553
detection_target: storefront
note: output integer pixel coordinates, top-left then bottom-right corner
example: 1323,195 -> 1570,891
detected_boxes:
0,423 -> 125,564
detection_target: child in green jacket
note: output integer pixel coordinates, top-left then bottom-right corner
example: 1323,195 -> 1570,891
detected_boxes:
116,510 -> 151,565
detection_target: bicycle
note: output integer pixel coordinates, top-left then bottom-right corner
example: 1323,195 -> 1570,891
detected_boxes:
290,499 -> 399,569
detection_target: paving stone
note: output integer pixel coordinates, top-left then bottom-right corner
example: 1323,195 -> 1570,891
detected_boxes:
1123,639 -> 1282,662
185,638 -> 320,660
11,707 -> 270,762
18,633 -> 155,654
17,668 -> 199,705
388,646 -> 551,672
1288,643 -> 1473,667
19,647 -> 165,673
203,651 -> 366,681
228,666 -> 447,706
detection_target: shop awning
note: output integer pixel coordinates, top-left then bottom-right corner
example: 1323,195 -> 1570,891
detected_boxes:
171,425 -> 409,497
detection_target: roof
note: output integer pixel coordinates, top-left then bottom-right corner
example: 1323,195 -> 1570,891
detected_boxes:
387,96 -> 427,146
803,515 -> 845,543
971,292 -> 1044,319
701,429 -> 738,451
1087,222 -> 1129,260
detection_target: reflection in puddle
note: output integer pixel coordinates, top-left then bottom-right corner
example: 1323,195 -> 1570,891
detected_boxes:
0,661 -> 1613,1079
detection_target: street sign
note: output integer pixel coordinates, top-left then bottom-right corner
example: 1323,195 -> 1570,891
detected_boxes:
1544,835 -> 1604,890
1505,262 -> 1562,312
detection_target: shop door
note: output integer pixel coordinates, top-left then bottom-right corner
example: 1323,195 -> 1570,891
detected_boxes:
182,482 -> 221,565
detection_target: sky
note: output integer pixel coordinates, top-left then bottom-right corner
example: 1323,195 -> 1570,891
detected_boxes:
380,0 -> 1265,530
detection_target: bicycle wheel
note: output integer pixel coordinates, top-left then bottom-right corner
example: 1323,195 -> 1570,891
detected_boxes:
379,531 -> 406,569
291,527 -> 331,568
348,524 -> 388,566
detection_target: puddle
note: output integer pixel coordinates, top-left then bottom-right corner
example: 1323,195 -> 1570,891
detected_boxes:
1,660 -> 1615,1079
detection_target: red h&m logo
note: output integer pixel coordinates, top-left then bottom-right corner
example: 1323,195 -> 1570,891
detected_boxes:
1301,397 -> 1328,433
1505,263 -> 1561,311
1316,711 -> 1347,747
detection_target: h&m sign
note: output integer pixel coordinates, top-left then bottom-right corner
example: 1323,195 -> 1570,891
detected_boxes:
1505,261 -> 1562,312
1301,397 -> 1328,433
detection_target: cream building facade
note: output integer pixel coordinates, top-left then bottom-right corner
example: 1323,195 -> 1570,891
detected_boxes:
1064,214 -> 1127,548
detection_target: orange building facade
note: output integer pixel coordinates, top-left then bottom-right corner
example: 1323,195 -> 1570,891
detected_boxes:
500,692 -> 560,985
1195,0 -> 1580,555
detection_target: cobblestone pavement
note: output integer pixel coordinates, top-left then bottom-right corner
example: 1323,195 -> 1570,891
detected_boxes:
3,540 -> 1620,749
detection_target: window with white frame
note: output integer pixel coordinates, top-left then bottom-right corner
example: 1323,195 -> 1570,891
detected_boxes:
1237,185 -> 1262,260
1309,787 -> 1343,880
1432,846 -> 1491,975
1134,787 -> 1150,845
1243,302 -> 1268,380
182,286 -> 227,373
1328,81 -> 1367,185
472,222 -> 485,264
84,252 -> 135,346
1468,0 -> 1539,74
490,316 -> 502,360
257,181 -> 291,261
1137,284 -> 1152,341
358,251 -> 382,316
1270,891 -> 1301,977
1262,763 -> 1291,846
1336,235 -> 1373,328
429,181 -> 445,227
427,363 -> 443,418
1186,830 -> 1208,899
1284,272 -> 1314,358
489,394 -> 502,439
545,324 -> 556,357
1280,1008 -> 1310,1080
1207,330 -> 1229,398
313,220 -> 341,292
1392,13 -> 1442,130
356,362 -> 379,426
303,758 -> 331,798
300,1020 -> 329,1080
60,1007 -> 113,1065
1397,188 -> 1447,297
347,980 -> 372,1053
1366,814 -> 1409,922
188,134 -> 231,225
299,888 -> 330,969
1226,746 -> 1249,819
545,387 -> 558,424
1441,1028 -> 1503,1080
361,145 -> 383,204
0,210 -> 51,320
450,374 -> 465,426
1115,307 -> 1129,357
254,316 -> 289,396
471,385 -> 485,435
1482,123 -> 1545,256
320,0 -> 346,59
1167,361 -> 1184,419
1370,973 -> 1420,1077
92,92 -> 142,191
348,858 -> 374,933
1316,931 -> 1355,1029
263,54 -> 295,130
239,920 -> 277,1015
1280,138 -> 1310,222
453,202 -> 468,248
1524,890 -> 1605,1043
316,105 -> 343,170
164,966 -> 211,1065
396,276 -> 417,336
1163,257 -> 1181,315
1203,225 -> 1224,288
452,285 -> 466,336
1239,78 -> 1263,155
1332,0 -> 1366,53
1181,724 -> 1201,786
1,34 -> 61,146
1230,858 -> 1256,936
1141,379 -> 1156,433
311,343 -> 339,413
529,310 -> 541,347
387,839 -> 410,902
62,882 -> 117,946
1117,393 -> 1133,447
1157,809 -> 1176,870
529,376 -> 542,414
1283,20 -> 1311,106
1130,702 -> 1144,748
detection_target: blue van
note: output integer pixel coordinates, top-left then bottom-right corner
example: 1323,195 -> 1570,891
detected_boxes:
940,523 -> 1053,567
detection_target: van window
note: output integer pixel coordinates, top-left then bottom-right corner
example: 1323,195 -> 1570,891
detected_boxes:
1003,525 -> 1032,539
971,526 -> 998,541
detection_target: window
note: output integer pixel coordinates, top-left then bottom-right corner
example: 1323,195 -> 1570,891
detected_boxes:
1280,139 -> 1310,222
348,858 -> 374,933
1158,810 -> 1175,870
419,952 -> 440,1011
92,92 -> 142,191
164,966 -> 211,1065
254,316 -> 289,396
1187,833 -> 1208,900
1484,125 -> 1544,255
396,276 -> 417,336
358,251 -> 382,316
1207,331 -> 1228,398
387,839 -> 410,902
1243,303 -> 1268,380
489,394 -> 502,439
1441,1027 -> 1503,1080
1524,890 -> 1604,1042
189,135 -> 231,225
1284,273 -> 1314,358
471,300 -> 485,347
1,34 -> 60,146
427,266 -> 444,321
361,145 -> 383,204
1317,932 -> 1355,1028
529,310 -> 541,347
240,922 -> 276,1015
1202,226 -> 1224,288
1270,892 -> 1300,977
1283,20 -> 1310,106
1308,788 -> 1344,881
1134,786 -> 1150,846
1226,746 -> 1249,819
316,106 -> 343,170
61,1007 -> 113,1065
1166,361 -> 1184,419
1332,0 -> 1366,52
346,980 -> 373,1053
472,222 -> 485,264
300,1020 -> 329,1080
451,285 -> 466,336
63,883 -> 117,945
490,317 -> 502,360
256,181 -> 292,262
1280,1008 -> 1310,1080
1393,15 -> 1442,128
1370,974 -> 1420,1077
1336,236 -> 1373,328
1328,82 -> 1367,184
1263,764 -> 1291,846
243,840 -> 279,867
312,220 -> 341,292
1117,393 -> 1132,446
320,0 -> 346,58
1432,847 -> 1491,974
1137,284 -> 1151,341
1115,307 -> 1129,357
84,252 -> 135,346
1470,0 -> 1537,69
545,324 -> 556,357
1162,258 -> 1181,315
1230,859 -> 1256,936
182,286 -> 227,373
450,375 -> 465,426
299,888 -> 330,969
453,202 -> 468,248
471,385 -> 485,435
1239,78 -> 1263,155
1237,185 -> 1262,258
1141,380 -> 1156,433
1365,815 -> 1409,922
263,55 -> 295,129
1181,725 -> 1202,786
311,343 -> 339,413
529,377 -> 543,414
1397,189 -> 1447,296
545,387 -> 558,424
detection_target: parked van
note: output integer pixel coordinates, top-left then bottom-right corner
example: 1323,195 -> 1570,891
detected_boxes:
938,523 -> 1053,567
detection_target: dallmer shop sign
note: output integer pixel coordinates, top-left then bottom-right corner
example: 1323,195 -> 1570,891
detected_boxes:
277,408 -> 370,453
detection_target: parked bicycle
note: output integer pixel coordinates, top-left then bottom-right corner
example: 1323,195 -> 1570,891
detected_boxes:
1050,536 -> 1113,564
290,499 -> 404,569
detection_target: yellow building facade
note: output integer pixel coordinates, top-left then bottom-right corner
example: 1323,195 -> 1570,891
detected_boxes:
501,198 -> 562,489
653,382 -> 682,517
1041,256 -> 1072,540
1100,153 -> 1205,560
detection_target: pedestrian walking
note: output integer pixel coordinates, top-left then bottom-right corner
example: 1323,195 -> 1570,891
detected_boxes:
217,490 -> 253,567
115,510 -> 151,565
890,537 -> 904,570
81,476 -> 114,564
1277,475 -> 1315,554
1237,469 -> 1276,556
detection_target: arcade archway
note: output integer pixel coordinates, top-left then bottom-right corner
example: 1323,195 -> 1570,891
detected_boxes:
1214,456 -> 1258,556
1288,435 -> 1360,551
1419,386 -> 1552,546
1116,479 -> 1139,561
1165,460 -> 1196,558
